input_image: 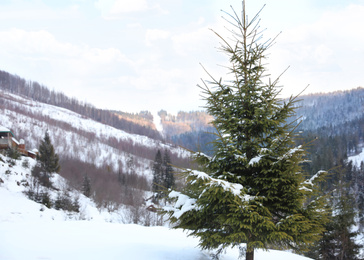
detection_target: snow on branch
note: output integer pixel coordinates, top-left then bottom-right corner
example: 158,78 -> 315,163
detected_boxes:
189,170 -> 254,201
192,151 -> 212,160
165,169 -> 257,220
299,170 -> 326,192
248,155 -> 262,166
278,145 -> 303,161
304,170 -> 325,186
165,191 -> 198,219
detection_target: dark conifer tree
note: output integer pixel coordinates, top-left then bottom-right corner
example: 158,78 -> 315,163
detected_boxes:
37,130 -> 60,174
163,2 -> 329,260
163,149 -> 175,190
31,131 -> 60,188
152,150 -> 163,196
82,174 -> 92,198
307,168 -> 362,259
31,161 -> 52,188
332,190 -> 362,260
358,191 -> 364,232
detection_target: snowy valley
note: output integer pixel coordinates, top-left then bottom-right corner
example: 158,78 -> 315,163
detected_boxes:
0,85 -> 317,259
1,71 -> 364,259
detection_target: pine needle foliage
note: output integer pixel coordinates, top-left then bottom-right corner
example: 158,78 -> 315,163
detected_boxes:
163,2 -> 329,260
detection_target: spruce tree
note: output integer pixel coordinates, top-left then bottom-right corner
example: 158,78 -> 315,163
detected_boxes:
37,130 -> 60,174
34,130 -> 60,188
163,2 -> 329,260
152,150 -> 163,197
82,174 -> 92,198
307,169 -> 362,260
331,189 -> 361,260
163,149 -> 175,190
358,191 -> 364,231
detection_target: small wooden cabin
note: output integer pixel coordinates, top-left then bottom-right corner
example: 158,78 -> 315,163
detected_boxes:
0,126 -> 16,150
0,126 -> 37,158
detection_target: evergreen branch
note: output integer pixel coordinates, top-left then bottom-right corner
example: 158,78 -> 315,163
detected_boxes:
247,4 -> 266,28
271,65 -> 290,87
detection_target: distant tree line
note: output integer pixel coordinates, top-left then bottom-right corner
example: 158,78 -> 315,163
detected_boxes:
112,110 -> 154,124
158,110 -> 214,137
293,87 -> 364,132
171,128 -> 216,156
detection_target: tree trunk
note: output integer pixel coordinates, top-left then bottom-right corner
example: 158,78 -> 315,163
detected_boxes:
246,249 -> 254,260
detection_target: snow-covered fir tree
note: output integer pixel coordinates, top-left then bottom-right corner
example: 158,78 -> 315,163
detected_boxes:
163,2 -> 329,260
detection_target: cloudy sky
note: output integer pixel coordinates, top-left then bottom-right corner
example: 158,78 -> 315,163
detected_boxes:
0,0 -> 363,113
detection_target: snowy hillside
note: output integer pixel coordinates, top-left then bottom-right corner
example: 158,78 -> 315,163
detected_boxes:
293,87 -> 364,131
0,154 -> 313,260
0,91 -> 189,177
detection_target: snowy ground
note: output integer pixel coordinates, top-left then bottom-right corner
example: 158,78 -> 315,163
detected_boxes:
0,220 -> 312,260
0,188 -> 313,260
0,155 -> 312,260
0,214 -> 312,260
349,147 -> 364,167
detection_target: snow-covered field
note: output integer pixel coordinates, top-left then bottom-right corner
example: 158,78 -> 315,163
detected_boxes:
0,155 -> 313,260
0,220 -> 312,260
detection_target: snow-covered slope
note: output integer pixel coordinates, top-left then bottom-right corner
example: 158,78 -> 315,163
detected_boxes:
0,91 -> 189,178
0,154 -> 132,222
349,147 -> 364,167
293,87 -> 364,132
0,155 -> 312,260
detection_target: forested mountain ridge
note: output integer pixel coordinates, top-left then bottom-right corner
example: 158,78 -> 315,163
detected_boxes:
1,68 -> 364,167
294,87 -> 364,133
3,68 -> 362,144
112,110 -> 156,130
158,110 -> 213,136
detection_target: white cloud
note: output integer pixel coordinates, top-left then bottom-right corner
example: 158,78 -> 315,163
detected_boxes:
314,44 -> 333,65
95,0 -> 168,19
117,67 -> 183,91
0,26 -> 200,112
172,26 -> 216,57
0,29 -> 72,57
110,0 -> 148,14
0,28 -> 136,103
268,4 -> 364,96
1,0 -> 363,113
145,29 -> 170,47
0,29 -> 130,64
